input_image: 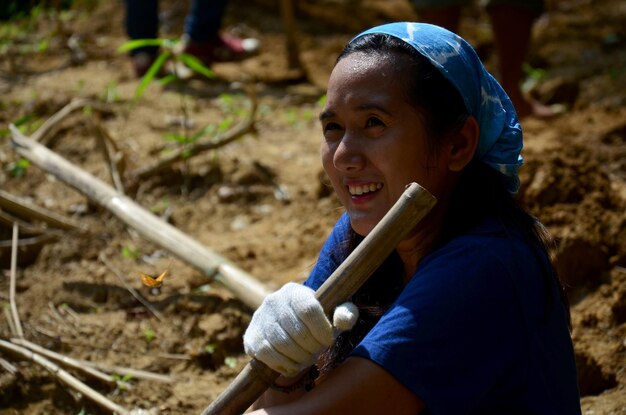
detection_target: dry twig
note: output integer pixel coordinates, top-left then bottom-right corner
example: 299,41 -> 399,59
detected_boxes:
91,118 -> 127,194
0,189 -> 87,232
0,339 -> 131,415
79,360 -> 174,384
0,357 -> 17,374
3,306 -> 17,337
128,84 -> 259,182
10,124 -> 271,309
9,223 -> 24,338
31,98 -> 111,144
99,254 -> 164,322
10,338 -> 129,389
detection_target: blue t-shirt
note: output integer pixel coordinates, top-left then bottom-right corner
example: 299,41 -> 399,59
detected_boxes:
305,212 -> 581,414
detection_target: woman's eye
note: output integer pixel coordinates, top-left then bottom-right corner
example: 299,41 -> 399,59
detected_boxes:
323,122 -> 341,133
365,117 -> 384,128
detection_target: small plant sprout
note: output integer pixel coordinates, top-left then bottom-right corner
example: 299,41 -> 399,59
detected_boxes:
143,328 -> 156,344
6,158 -> 30,177
224,356 -> 237,369
204,343 -> 217,354
122,246 -> 141,260
521,63 -> 547,95
101,81 -> 120,104
116,38 -> 214,101
111,373 -> 134,390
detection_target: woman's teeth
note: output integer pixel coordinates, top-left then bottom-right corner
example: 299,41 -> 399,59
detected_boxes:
348,183 -> 382,195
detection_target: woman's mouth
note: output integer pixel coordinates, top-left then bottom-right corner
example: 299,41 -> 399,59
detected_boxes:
348,182 -> 383,197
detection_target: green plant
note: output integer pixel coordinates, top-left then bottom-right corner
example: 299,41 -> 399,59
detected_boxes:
521,63 -> 547,94
117,38 -> 214,101
111,373 -> 134,390
224,356 -> 237,369
101,81 -> 120,104
143,327 -> 156,343
121,246 -> 140,260
119,37 -> 221,186
7,158 -> 30,177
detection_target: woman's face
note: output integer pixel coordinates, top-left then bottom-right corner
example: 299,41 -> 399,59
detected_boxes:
320,52 -> 451,236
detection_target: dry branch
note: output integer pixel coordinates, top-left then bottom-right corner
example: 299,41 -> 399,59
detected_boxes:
10,125 -> 270,310
31,98 -> 112,144
0,357 -> 17,374
3,306 -> 17,337
91,119 -> 127,194
10,338 -> 125,388
9,223 -> 24,338
128,85 -> 259,182
78,360 -> 174,384
0,189 -> 87,232
0,339 -> 131,415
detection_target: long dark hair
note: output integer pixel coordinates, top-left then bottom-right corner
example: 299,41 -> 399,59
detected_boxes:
317,33 -> 569,375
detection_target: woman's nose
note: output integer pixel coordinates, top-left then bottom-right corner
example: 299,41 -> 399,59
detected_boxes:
333,134 -> 366,172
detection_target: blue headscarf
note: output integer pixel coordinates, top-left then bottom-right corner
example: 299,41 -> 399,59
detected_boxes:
353,22 -> 523,193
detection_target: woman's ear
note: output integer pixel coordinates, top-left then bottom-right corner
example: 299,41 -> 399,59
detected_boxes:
446,116 -> 479,172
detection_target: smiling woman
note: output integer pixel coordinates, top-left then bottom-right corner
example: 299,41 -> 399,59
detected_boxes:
242,22 -> 581,415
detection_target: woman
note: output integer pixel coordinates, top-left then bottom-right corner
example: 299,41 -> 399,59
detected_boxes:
243,22 -> 581,414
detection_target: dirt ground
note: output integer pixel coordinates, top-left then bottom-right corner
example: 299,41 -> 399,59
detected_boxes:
0,0 -> 625,413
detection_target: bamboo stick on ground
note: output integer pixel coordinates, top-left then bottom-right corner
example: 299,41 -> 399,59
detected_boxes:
31,98 -> 111,144
0,339 -> 131,415
77,360 -> 174,384
9,222 -> 24,338
10,338 -> 128,389
10,125 -> 270,310
0,189 -> 87,232
3,306 -> 17,336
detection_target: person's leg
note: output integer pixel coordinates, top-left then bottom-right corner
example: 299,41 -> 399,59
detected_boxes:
124,0 -> 160,77
184,0 -> 228,42
124,0 -> 159,55
485,0 -> 554,117
180,0 -> 259,66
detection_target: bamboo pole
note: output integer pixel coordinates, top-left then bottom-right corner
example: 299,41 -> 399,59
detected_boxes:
0,189 -> 87,232
10,125 -> 270,310
200,182 -> 437,415
9,222 -> 24,338
0,339 -> 131,415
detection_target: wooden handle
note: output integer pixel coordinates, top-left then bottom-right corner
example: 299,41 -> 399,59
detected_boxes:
200,182 -> 437,415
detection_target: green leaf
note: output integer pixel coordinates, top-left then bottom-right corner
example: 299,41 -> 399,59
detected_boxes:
224,356 -> 237,369
117,38 -> 164,53
218,117 -> 233,132
7,158 -> 30,177
191,123 -> 216,140
144,328 -> 156,343
134,50 -> 171,101
163,132 -> 187,143
121,246 -> 140,259
177,53 -> 214,79
159,73 -> 177,86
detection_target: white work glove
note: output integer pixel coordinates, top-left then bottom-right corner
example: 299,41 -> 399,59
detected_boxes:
243,282 -> 359,376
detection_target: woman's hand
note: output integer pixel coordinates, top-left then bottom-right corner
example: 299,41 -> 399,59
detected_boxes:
243,282 -> 359,376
